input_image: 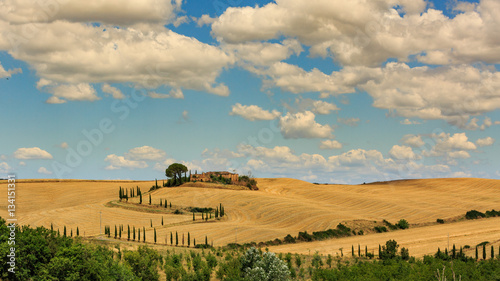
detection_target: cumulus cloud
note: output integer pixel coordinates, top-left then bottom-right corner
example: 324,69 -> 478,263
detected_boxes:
0,62 -> 21,78
229,103 -> 281,121
0,0 -> 181,26
476,137 -> 495,147
402,135 -> 425,147
389,145 -> 419,160
212,0 -> 500,66
448,151 -> 471,159
319,140 -> 343,150
59,142 -> 69,149
14,147 -> 53,159
400,119 -> 421,125
0,162 -> 11,174
295,99 -> 339,115
0,9 -> 234,101
125,146 -> 166,161
279,111 -> 333,139
148,88 -> 184,99
42,83 -> 100,104
102,84 -> 125,99
104,154 -> 148,170
37,167 -> 53,175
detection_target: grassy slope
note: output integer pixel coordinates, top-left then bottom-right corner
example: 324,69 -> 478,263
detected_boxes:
0,178 -> 499,257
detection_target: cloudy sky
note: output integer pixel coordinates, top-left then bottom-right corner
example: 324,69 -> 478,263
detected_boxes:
1,0 -> 499,183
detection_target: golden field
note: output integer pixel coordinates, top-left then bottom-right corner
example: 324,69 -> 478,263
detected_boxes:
1,177 -> 499,257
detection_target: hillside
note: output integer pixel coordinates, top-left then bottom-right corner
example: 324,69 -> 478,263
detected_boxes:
1,177 -> 499,257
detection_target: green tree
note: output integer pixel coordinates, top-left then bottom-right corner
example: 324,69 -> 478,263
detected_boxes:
63,226 -> 67,237
133,226 -> 136,241
176,231 -> 179,246
154,228 -> 157,244
241,247 -> 291,281
188,232 -> 191,247
149,194 -> 151,205
170,232 -> 173,245
127,225 -> 130,241
161,216 -> 164,226
483,244 -> 487,260
76,227 -> 79,237
165,163 -> 188,186
139,193 -> 142,204
124,246 -> 161,281
380,240 -> 399,260
143,227 -> 146,242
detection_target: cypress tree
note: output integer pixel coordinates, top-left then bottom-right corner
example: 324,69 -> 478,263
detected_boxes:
452,244 -> 456,259
138,227 -> 141,242
194,238 -> 196,246
459,246 -> 463,258
365,245 -> 368,257
161,216 -> 164,225
483,244 -> 486,260
188,232 -> 191,247
491,245 -> 494,259
139,194 -> 142,204
202,212 -> 204,220
64,226 -> 67,237
193,212 -> 195,221
215,207 -> 219,218
143,227 -> 146,242
119,226 -> 122,238
205,235 -> 208,245
150,219 -> 152,227
176,231 -> 178,246
182,233 -> 184,246
51,223 -> 53,232
114,225 -> 117,238
378,245 -> 381,258
352,245 -> 355,257
165,200 -> 167,208
358,244 -> 361,257
154,228 -> 157,244
210,213 -> 212,219
160,199 -> 162,206
155,179 -> 158,189
57,229 -> 60,237
127,225 -> 130,241
170,232 -> 173,245
149,194 -> 151,205
70,229 -> 73,237
133,226 -> 136,241
77,227 -> 79,236
170,202 -> 172,208
476,246 -> 478,260
119,187 -> 122,200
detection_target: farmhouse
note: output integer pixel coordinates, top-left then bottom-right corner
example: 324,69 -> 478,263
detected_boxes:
190,171 -> 239,183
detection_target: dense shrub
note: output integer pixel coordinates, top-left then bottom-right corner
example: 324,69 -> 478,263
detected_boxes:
465,210 -> 486,220
437,218 -> 445,224
374,226 -> 388,233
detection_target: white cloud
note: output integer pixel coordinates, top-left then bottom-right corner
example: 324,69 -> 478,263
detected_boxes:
279,111 -> 333,139
0,62 -> 21,78
0,162 -> 11,174
400,119 -> 421,125
196,14 -> 217,27
43,83 -> 100,103
448,151 -> 471,159
295,99 -> 339,115
59,142 -> 69,149
329,149 -> 387,167
148,88 -> 184,99
319,140 -> 342,150
230,103 -> 281,121
450,171 -> 472,178
0,16 -> 234,100
389,145 -> 419,160
102,84 -> 125,99
181,110 -> 190,122
125,146 -> 166,161
0,0 -> 180,26
476,137 -> 495,147
212,0 -> 500,66
434,133 -> 477,152
104,154 -> 148,170
402,135 -> 425,147
14,147 -> 53,160
37,167 -> 53,175
18,161 -> 26,166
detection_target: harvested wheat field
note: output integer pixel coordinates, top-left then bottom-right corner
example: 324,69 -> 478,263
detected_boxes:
1,177 -> 499,257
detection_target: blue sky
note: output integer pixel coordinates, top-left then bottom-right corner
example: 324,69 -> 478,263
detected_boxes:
1,0 -> 499,183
